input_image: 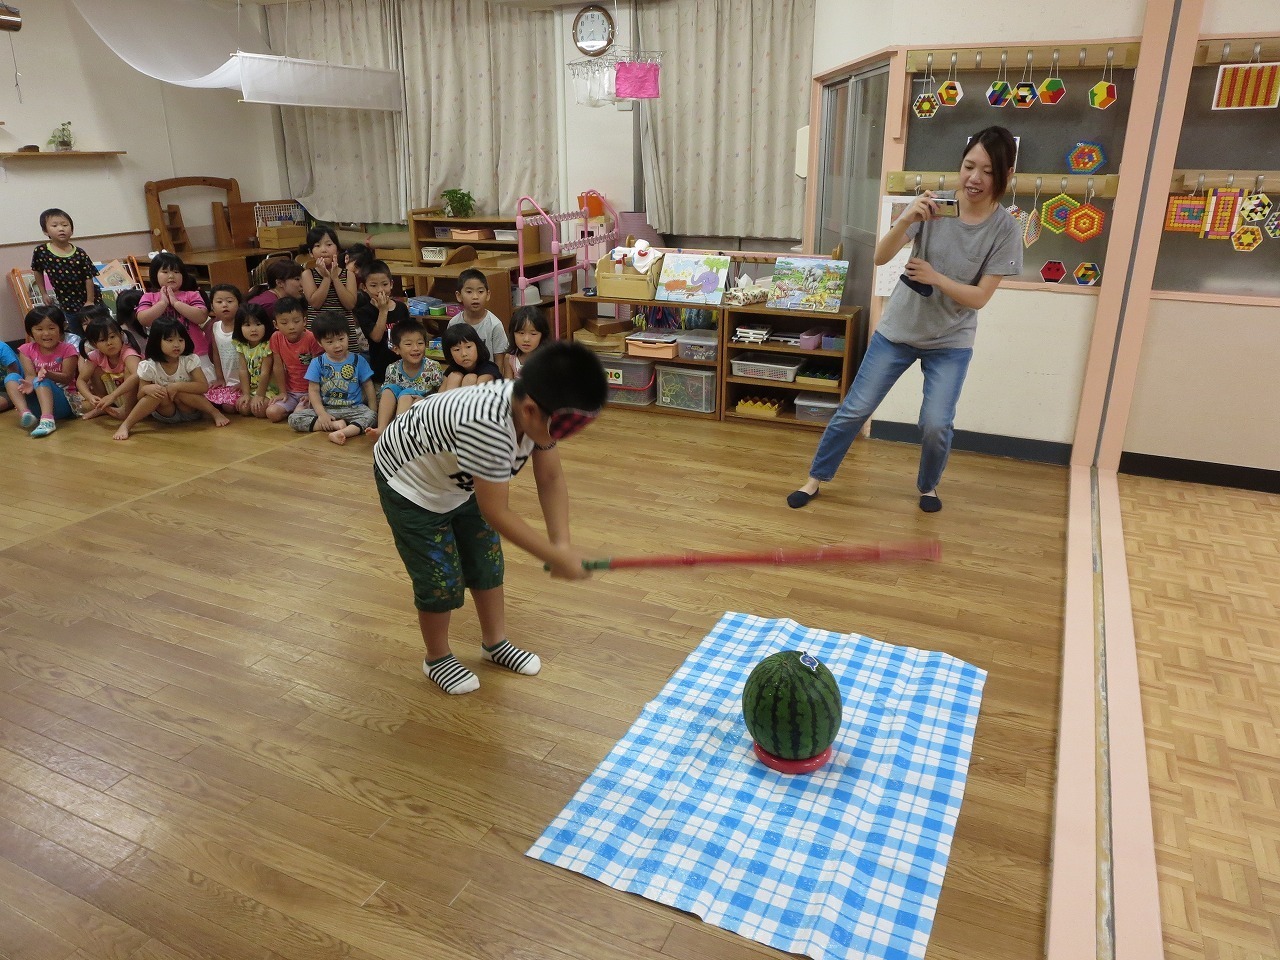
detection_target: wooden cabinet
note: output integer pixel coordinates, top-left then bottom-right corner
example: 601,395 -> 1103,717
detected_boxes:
721,305 -> 862,430
408,208 -> 540,264
563,293 -> 863,429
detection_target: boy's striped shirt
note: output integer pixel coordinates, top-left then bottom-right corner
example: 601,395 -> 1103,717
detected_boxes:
374,381 -> 534,513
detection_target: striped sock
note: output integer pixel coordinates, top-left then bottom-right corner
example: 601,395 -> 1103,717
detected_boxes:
481,639 -> 541,676
423,655 -> 479,695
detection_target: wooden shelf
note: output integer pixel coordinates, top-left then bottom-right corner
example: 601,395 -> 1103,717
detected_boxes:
724,410 -> 826,429
904,43 -> 1141,73
887,170 -> 1119,199
726,341 -> 844,359
726,375 -> 840,393
611,403 -> 719,421
0,150 -> 126,159
564,290 -> 862,430
1169,169 -> 1280,192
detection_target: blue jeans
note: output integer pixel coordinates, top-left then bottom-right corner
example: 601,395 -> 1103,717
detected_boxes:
809,331 -> 973,493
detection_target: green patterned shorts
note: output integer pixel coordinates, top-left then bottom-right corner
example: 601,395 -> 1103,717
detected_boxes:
376,470 -> 504,612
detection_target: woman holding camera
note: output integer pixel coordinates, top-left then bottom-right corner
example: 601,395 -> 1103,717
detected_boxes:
787,125 -> 1023,514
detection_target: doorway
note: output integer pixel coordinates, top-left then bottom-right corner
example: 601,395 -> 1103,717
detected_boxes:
817,63 -> 889,337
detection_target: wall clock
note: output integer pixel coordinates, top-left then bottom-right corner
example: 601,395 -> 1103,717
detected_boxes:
573,4 -> 615,58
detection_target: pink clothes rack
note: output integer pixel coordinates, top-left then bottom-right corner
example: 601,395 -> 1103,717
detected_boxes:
516,190 -> 621,338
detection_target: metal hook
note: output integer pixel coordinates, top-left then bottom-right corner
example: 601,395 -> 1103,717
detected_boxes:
938,176 -> 946,191
1035,176 -> 1043,191
1196,173 -> 1205,194
975,51 -> 982,70
1060,177 -> 1068,193
1010,175 -> 1018,194
1222,42 -> 1231,61
1106,47 -> 1114,64
915,174 -> 922,193
1051,49 -> 1060,74
1000,50 -> 1007,69
1087,178 -> 1095,203
926,52 -> 934,74
1226,173 -> 1235,187
1078,47 -> 1087,67
1254,42 -> 1263,61
950,52 -> 957,68
1256,175 -> 1265,192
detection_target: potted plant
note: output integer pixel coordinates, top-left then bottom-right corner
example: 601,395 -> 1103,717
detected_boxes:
47,121 -> 74,152
440,188 -> 476,218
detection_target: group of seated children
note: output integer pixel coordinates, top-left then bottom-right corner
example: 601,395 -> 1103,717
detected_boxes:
5,215 -> 553,445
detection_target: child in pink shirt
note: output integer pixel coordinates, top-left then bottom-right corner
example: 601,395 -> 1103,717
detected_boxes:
14,305 -> 80,437
136,253 -> 213,380
77,312 -> 142,421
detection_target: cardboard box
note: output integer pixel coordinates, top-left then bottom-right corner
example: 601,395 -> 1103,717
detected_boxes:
584,316 -> 633,336
595,256 -> 658,300
258,225 -> 307,247
450,228 -> 496,241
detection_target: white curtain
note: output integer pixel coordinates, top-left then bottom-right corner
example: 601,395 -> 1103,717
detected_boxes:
400,0 -> 560,215
265,0 -> 408,223
71,0 -> 268,89
638,0 -> 815,238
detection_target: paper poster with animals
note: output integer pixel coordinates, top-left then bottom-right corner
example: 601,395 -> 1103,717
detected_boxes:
766,257 -> 849,312
655,253 -> 732,305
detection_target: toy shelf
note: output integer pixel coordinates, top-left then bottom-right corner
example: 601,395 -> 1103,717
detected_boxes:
721,303 -> 861,430
564,293 -> 863,429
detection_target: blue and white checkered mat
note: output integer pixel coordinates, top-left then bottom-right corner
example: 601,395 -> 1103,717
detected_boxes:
527,611 -> 986,960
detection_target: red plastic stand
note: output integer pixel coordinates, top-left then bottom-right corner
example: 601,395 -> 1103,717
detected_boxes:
753,743 -> 833,775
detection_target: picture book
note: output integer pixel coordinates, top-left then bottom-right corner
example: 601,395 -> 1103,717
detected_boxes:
655,253 -> 732,305
766,257 -> 849,313
96,259 -> 135,289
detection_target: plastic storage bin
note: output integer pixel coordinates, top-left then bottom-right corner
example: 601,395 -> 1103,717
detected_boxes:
676,329 -> 718,361
602,356 -> 656,406
795,391 -> 840,423
657,365 -> 716,413
730,352 -> 803,382
626,330 -> 679,359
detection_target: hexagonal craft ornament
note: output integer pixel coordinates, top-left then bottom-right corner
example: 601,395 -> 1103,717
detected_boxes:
1067,141 -> 1107,174
1038,76 -> 1067,103
1232,225 -> 1264,252
937,80 -> 964,106
913,93 -> 941,119
1040,194 -> 1080,234
1066,203 -> 1106,242
1240,192 -> 1273,222
1089,81 -> 1117,109
1041,260 -> 1067,283
1073,262 -> 1102,286
1264,209 -> 1280,239
1013,82 -> 1039,108
987,80 -> 1013,107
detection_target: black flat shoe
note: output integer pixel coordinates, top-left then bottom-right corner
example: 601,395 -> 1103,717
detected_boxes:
918,493 -> 942,513
787,489 -> 817,509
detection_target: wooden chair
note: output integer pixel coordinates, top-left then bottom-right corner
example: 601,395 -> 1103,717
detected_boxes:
144,176 -> 242,253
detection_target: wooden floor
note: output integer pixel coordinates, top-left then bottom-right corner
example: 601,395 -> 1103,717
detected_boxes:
0,407 -> 1069,960
1119,476 -> 1280,960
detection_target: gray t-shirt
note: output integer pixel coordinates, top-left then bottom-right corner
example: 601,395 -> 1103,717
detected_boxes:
876,193 -> 1023,350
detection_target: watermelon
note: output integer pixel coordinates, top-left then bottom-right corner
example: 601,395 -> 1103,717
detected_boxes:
742,650 -> 843,760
